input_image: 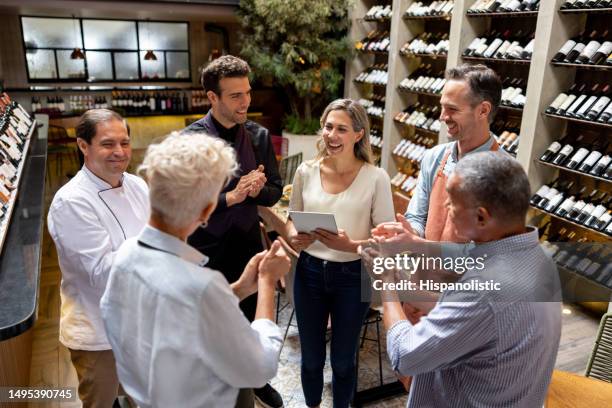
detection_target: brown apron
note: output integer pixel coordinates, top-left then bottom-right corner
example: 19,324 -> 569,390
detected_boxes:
424,141 -> 499,242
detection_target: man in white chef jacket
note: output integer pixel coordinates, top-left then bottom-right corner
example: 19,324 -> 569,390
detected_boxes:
48,109 -> 149,408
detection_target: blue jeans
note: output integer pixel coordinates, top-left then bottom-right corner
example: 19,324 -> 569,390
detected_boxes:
293,252 -> 370,407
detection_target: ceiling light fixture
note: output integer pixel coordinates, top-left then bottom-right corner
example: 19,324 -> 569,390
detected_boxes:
70,15 -> 84,60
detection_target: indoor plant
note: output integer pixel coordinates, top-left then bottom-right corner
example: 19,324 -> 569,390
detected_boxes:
238,0 -> 352,157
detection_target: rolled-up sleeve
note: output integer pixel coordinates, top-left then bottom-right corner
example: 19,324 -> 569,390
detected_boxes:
386,299 -> 494,376
198,275 -> 282,388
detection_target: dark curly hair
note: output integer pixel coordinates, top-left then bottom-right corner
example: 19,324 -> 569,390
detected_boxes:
200,55 -> 251,96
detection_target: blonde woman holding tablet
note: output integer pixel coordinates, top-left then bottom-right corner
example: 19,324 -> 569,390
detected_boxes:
287,99 -> 395,407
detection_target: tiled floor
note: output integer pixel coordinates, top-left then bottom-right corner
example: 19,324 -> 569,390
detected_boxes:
30,155 -> 602,407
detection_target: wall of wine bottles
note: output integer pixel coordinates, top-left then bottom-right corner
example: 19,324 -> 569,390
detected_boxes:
346,0 -> 612,296
12,87 -> 210,119
0,92 -> 37,252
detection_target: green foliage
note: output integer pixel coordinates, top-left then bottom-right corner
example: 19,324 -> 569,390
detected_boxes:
238,0 -> 352,128
283,113 -> 321,135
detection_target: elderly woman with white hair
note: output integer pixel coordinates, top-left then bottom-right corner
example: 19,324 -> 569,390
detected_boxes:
100,131 -> 291,408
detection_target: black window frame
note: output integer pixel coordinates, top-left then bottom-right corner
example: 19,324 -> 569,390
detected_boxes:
20,15 -> 191,83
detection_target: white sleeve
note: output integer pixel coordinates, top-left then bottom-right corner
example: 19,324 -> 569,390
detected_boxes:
47,197 -> 117,289
372,168 -> 396,227
197,274 -> 282,388
288,164 -> 305,212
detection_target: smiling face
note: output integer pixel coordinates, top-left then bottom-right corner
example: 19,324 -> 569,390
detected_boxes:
78,119 -> 131,186
321,110 -> 364,159
208,76 -> 251,127
440,79 -> 489,142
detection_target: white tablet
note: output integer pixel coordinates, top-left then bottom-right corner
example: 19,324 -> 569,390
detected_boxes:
289,211 -> 338,234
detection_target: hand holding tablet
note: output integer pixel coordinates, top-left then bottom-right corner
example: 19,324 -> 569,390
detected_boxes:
289,211 -> 338,234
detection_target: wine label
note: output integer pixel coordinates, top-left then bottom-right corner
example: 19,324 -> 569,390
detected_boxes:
576,95 -> 598,116
558,40 -> 577,56
588,96 -> 611,116
506,0 -> 522,10
580,203 -> 595,216
559,197 -> 577,213
483,38 -> 503,58
570,200 -> 587,214
582,151 -> 603,167
558,94 -> 577,111
569,147 -> 589,164
466,37 -> 482,52
593,155 -> 612,170
546,141 -> 563,154
549,93 -> 568,110
533,185 -> 550,197
599,212 -> 612,224
524,39 -> 535,54
581,40 -> 602,59
567,94 -> 587,114
595,41 -> 612,58
589,205 -> 607,219
559,144 -> 574,157
568,43 -> 586,56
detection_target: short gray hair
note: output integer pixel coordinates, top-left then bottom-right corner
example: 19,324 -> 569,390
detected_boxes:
138,131 -> 238,229
451,152 -> 530,223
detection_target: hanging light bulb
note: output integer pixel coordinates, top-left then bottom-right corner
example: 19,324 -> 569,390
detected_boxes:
144,50 -> 157,61
70,48 -> 85,60
143,19 -> 157,61
70,15 -> 84,60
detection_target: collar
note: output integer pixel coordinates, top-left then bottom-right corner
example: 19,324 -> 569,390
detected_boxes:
450,132 -> 497,162
82,165 -> 125,190
138,224 -> 209,267
470,226 -> 539,257
210,112 -> 240,142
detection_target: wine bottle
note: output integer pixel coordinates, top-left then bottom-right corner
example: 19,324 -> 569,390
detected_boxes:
567,188 -> 597,220
589,153 -> 611,176
545,181 -> 575,213
566,84 -> 599,118
564,31 -> 597,63
556,84 -> 586,116
576,190 -> 604,224
579,139 -> 609,173
576,30 -> 607,64
552,34 -> 583,62
551,134 -> 585,165
585,195 -> 612,228
540,139 -> 565,162
531,184 -> 551,206
555,186 -> 587,218
589,40 -> 612,65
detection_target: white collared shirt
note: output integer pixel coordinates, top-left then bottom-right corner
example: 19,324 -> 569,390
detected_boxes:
100,225 -> 283,408
47,166 -> 149,350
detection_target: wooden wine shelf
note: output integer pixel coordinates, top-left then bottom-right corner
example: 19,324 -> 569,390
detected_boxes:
537,160 -> 611,185
499,104 -> 524,113
466,10 -> 539,18
551,61 -> 612,71
530,205 -> 610,240
397,87 -> 441,98
357,49 -> 390,56
559,7 -> 612,14
354,80 -> 388,89
402,14 -> 452,21
393,118 -> 440,138
363,16 -> 392,23
557,264 -> 612,299
463,55 -> 532,65
543,112 -> 612,129
400,52 -> 447,60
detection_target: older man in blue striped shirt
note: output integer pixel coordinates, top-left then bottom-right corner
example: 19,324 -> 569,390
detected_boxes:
372,152 -> 562,407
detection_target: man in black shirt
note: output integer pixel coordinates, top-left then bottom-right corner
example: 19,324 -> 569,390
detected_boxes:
184,55 -> 284,408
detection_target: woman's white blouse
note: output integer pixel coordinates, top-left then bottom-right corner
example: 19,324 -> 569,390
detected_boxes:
289,160 -> 395,262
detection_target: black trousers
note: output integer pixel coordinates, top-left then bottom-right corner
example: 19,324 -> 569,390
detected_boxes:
188,222 -> 263,322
